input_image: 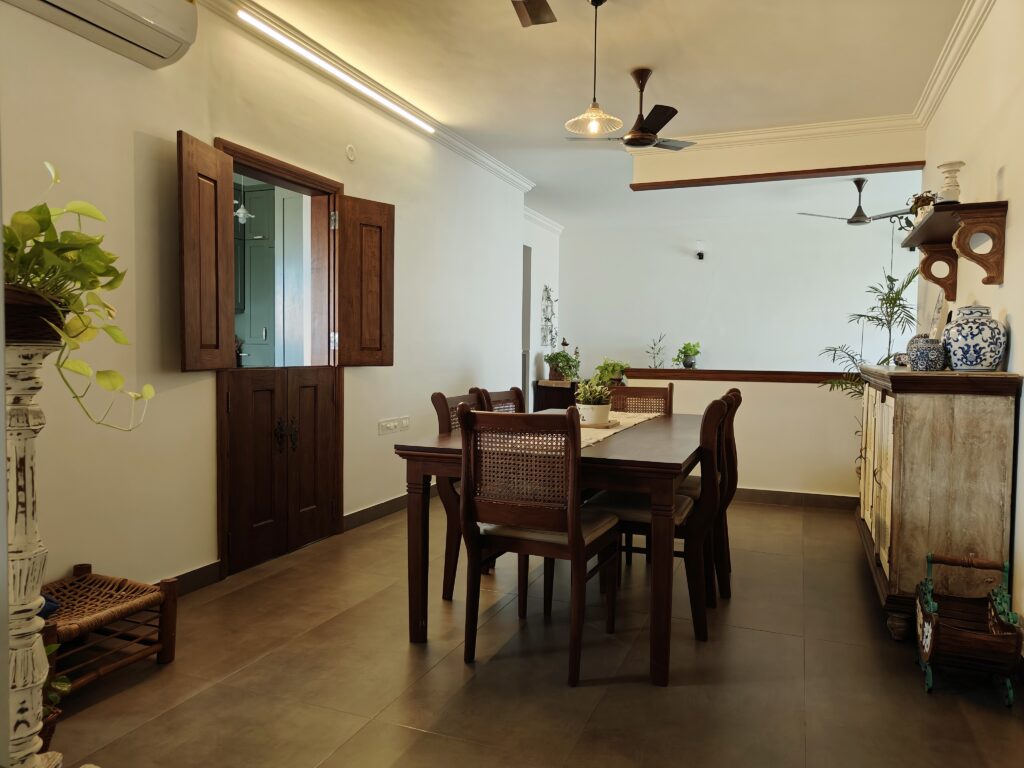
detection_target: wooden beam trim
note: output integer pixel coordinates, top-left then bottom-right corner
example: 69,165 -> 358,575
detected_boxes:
624,369 -> 840,384
630,161 -> 926,192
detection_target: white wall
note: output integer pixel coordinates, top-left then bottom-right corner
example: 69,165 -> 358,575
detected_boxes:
922,0 -> 1024,613
524,210 -> 562,392
0,5 -> 525,582
631,378 -> 861,497
559,174 -> 921,375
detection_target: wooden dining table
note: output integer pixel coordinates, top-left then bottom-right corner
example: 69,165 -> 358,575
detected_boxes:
393,412 -> 702,686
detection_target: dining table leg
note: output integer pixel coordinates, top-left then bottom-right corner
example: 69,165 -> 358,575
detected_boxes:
407,464 -> 431,643
649,486 -> 677,686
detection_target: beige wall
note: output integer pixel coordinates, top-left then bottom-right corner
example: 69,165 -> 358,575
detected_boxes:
630,379 -> 861,498
921,0 -> 1024,612
0,6 -> 526,583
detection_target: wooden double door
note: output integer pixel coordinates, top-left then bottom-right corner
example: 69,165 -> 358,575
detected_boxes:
219,367 -> 340,574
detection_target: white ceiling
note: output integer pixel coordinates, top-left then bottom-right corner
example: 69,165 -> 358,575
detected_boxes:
257,0 -> 963,225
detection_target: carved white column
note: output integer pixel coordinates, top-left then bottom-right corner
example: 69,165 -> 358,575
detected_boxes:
7,342 -> 62,768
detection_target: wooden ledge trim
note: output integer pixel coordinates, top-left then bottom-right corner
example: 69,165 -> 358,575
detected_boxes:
860,364 -> 1022,396
625,369 -> 839,384
630,161 -> 926,192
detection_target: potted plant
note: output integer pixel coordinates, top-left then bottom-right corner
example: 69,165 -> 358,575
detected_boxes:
594,357 -> 629,386
543,349 -> 580,382
645,332 -> 667,368
574,376 -> 611,425
38,643 -> 71,753
673,342 -> 701,369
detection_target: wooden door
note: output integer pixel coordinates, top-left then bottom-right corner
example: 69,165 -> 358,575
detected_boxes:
286,367 -> 338,549
220,369 -> 289,574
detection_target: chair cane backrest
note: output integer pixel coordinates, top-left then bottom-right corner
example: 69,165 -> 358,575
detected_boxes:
457,405 -> 583,546
431,390 -> 483,435
685,398 -> 728,537
473,386 -> 526,414
721,389 -> 742,509
609,384 -> 673,415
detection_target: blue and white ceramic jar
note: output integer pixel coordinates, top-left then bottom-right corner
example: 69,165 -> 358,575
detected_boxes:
942,306 -> 1007,371
907,338 -> 946,371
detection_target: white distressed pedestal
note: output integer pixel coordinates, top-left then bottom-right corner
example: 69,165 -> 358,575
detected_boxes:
7,343 -> 63,768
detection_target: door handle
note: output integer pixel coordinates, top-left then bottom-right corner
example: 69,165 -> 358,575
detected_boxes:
273,418 -> 286,453
288,417 -> 299,451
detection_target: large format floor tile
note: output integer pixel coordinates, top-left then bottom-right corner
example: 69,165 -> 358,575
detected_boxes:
54,499 -> 1024,768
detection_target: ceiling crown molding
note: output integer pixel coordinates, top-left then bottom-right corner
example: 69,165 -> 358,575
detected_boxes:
200,0 -> 535,193
524,207 -> 564,235
913,0 -> 997,127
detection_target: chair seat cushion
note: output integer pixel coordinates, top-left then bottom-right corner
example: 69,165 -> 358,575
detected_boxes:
584,491 -> 693,525
479,507 -> 618,545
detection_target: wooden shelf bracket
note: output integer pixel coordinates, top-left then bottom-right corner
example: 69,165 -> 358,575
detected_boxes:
917,242 -> 959,302
952,208 -> 1005,286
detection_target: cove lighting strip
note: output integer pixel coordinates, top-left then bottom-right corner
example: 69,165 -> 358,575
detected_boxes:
236,9 -> 435,135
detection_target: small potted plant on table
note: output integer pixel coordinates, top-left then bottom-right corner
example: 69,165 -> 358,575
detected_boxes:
594,357 -> 629,387
673,342 -> 701,369
574,376 -> 612,426
543,349 -> 580,382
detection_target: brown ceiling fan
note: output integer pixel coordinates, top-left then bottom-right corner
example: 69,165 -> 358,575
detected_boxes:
798,178 -> 911,226
567,68 -> 696,151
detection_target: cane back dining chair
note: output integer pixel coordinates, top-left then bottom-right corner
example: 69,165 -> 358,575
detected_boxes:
609,384 -> 673,566
585,397 -> 727,642
457,404 -> 619,686
678,388 -> 741,601
473,386 -> 526,414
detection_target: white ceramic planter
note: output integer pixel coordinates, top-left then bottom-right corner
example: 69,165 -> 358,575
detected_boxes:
577,403 -> 611,425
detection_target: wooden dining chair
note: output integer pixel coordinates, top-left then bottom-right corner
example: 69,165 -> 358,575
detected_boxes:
609,384 -> 673,566
457,404 -> 619,686
473,386 -> 526,414
678,388 -> 741,601
430,390 -> 484,601
585,397 -> 727,642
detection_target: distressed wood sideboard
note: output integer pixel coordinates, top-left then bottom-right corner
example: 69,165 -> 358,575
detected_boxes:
858,365 -> 1020,639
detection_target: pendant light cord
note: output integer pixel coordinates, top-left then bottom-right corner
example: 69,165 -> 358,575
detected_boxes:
591,3 -> 598,102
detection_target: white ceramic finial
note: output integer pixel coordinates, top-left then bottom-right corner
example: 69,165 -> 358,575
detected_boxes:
937,161 -> 966,202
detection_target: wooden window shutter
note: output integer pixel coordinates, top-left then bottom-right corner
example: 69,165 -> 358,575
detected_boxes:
337,196 -> 394,366
178,130 -> 235,371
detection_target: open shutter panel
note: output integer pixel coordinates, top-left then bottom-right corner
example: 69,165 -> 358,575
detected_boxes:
178,130 -> 235,371
337,196 -> 395,366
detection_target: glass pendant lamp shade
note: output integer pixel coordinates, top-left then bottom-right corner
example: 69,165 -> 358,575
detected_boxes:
565,101 -> 623,135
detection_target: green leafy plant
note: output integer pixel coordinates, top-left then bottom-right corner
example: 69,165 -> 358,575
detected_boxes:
543,349 -> 580,381
575,376 -> 611,405
645,332 -> 666,368
42,643 -> 71,717
672,341 -> 700,365
593,357 -> 629,385
820,267 -> 919,398
3,163 -> 154,429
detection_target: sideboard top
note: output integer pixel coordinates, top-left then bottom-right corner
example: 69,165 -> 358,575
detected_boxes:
861,365 -> 1022,396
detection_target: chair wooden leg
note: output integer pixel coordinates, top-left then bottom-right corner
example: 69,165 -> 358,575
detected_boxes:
464,555 -> 482,663
645,533 -> 652,564
684,546 -> 709,642
714,514 -> 732,598
604,544 -> 617,634
704,534 -> 717,609
441,519 -> 461,601
156,578 -> 178,663
518,554 -> 529,619
543,557 -> 555,617
568,558 -> 586,686
624,533 -> 633,566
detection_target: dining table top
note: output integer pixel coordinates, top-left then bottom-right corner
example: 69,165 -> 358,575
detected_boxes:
394,411 -> 703,472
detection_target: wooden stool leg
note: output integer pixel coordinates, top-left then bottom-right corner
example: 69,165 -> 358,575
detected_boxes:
157,578 -> 178,663
568,558 -> 586,687
518,554 -> 529,619
543,558 -> 555,617
684,548 -> 708,642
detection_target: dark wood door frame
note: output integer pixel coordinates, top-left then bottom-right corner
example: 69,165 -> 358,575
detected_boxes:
212,138 -> 346,578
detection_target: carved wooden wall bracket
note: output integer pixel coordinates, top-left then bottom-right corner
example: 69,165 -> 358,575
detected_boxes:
952,208 -> 1005,286
917,243 -> 958,301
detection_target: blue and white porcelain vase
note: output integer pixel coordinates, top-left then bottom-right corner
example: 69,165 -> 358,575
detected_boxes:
907,338 -> 946,371
942,306 -> 1007,371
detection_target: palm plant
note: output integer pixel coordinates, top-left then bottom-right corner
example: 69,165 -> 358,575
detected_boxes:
821,267 -> 919,398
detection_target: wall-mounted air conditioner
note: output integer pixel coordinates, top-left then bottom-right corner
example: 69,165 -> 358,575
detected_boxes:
4,0 -> 198,68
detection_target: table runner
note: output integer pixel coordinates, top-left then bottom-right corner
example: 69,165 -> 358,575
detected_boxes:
580,410 -> 660,449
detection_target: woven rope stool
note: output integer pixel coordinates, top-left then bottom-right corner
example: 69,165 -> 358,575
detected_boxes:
42,564 -> 177,693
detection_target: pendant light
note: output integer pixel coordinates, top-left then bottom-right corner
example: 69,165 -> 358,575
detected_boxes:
565,0 -> 622,135
234,176 -> 255,224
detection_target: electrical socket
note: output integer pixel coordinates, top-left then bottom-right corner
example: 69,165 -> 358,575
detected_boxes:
378,417 -> 410,436
399,416 -> 410,431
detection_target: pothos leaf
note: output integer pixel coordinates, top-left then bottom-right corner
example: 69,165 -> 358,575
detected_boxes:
96,369 -> 125,392
61,358 -> 93,378
64,200 -> 107,221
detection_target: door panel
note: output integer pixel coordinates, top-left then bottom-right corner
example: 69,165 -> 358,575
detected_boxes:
338,196 -> 394,366
221,368 -> 288,574
287,367 -> 338,549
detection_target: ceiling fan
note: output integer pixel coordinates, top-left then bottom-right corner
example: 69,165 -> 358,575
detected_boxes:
797,178 -> 911,226
567,68 -> 696,151
511,0 -> 558,27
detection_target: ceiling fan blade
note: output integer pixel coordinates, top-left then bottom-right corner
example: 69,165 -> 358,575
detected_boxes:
869,208 -> 912,221
642,104 -> 678,135
565,137 -> 621,142
653,138 -> 695,151
797,213 -> 850,221
512,0 -> 557,27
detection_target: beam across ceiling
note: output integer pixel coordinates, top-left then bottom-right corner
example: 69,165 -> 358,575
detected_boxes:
630,161 -> 926,191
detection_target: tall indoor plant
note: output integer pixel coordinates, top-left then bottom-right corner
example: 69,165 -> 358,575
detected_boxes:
4,163 -> 153,766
